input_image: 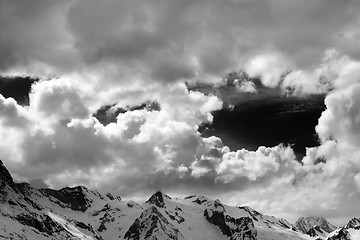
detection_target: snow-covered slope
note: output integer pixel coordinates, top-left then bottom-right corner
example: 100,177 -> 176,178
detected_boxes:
0,159 -> 356,240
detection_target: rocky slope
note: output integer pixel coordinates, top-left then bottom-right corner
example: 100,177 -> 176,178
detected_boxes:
295,216 -> 337,239
0,159 -> 356,240
327,218 -> 360,240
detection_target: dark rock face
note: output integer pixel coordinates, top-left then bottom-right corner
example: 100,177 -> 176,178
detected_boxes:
328,217 -> 360,240
205,201 -> 257,240
307,225 -> 324,237
295,216 -> 336,234
328,228 -> 351,240
192,196 -> 210,205
124,206 -> 183,240
41,186 -> 91,212
15,214 -> 63,235
74,220 -> 104,240
237,206 -> 262,222
184,195 -> 196,199
165,210 -> 185,224
106,193 -> 114,200
204,206 -> 231,236
146,191 -> 170,208
105,193 -> 121,201
15,182 -> 33,198
98,212 -> 115,232
229,217 -> 257,240
346,218 -> 360,230
0,160 -> 13,183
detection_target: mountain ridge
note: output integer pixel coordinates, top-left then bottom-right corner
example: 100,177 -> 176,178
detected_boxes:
1,159 -> 359,240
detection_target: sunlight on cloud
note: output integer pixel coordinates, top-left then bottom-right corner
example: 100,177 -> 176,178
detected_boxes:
1,0 -> 360,225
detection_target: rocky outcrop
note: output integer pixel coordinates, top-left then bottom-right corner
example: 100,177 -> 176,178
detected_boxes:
41,186 -> 92,212
15,213 -> 63,235
328,228 -> 351,240
345,218 -> 360,230
307,225 -> 325,237
98,212 -> 115,232
0,159 -> 13,183
106,192 -> 121,201
295,216 -> 336,234
204,200 -> 257,240
124,206 -> 184,240
328,218 -> 360,240
146,191 -> 171,208
238,206 -> 263,222
193,196 -> 211,205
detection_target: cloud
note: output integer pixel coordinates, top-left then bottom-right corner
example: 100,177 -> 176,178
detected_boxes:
245,53 -> 289,88
217,145 -> 298,182
234,79 -> 257,93
317,83 -> 360,146
30,80 -> 89,120
1,0 -> 359,88
234,65 -> 360,223
2,0 -> 360,225
0,80 -> 225,191
0,0 -> 76,74
0,94 -> 29,128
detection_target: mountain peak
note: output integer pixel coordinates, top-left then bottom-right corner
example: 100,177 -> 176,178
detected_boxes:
124,206 -> 184,240
328,217 -> 360,240
295,216 -> 336,235
0,159 -> 13,183
146,191 -> 171,208
1,159 -> 358,240
346,217 -> 360,229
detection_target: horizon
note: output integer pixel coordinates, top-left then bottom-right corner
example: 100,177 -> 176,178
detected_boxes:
1,0 -> 360,228
0,158 -> 349,226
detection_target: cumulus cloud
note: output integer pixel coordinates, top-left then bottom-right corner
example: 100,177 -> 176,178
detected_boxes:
317,84 -> 360,146
224,61 -> 360,223
1,0 -> 360,225
245,53 -> 289,88
217,145 -> 298,182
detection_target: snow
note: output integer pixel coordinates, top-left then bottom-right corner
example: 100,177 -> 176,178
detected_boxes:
0,187 -> 320,240
47,211 -> 94,240
0,168 -> 355,240
348,228 -> 360,239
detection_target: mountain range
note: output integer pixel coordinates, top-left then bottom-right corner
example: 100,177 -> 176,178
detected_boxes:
1,159 -> 359,240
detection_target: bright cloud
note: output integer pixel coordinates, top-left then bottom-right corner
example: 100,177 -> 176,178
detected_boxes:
1,0 -> 360,225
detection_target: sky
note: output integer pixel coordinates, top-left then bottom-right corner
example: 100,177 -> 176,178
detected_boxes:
1,0 -> 360,225
192,81 -> 326,159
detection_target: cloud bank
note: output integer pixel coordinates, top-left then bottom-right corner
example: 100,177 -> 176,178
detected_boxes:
1,0 -> 360,224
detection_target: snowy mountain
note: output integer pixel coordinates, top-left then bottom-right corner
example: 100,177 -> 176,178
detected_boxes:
0,159 -> 356,240
295,216 -> 337,239
327,218 -> 360,240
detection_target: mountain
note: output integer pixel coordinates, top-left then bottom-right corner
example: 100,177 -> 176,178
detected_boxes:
0,159 -> 355,240
295,216 -> 337,239
327,218 -> 360,240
